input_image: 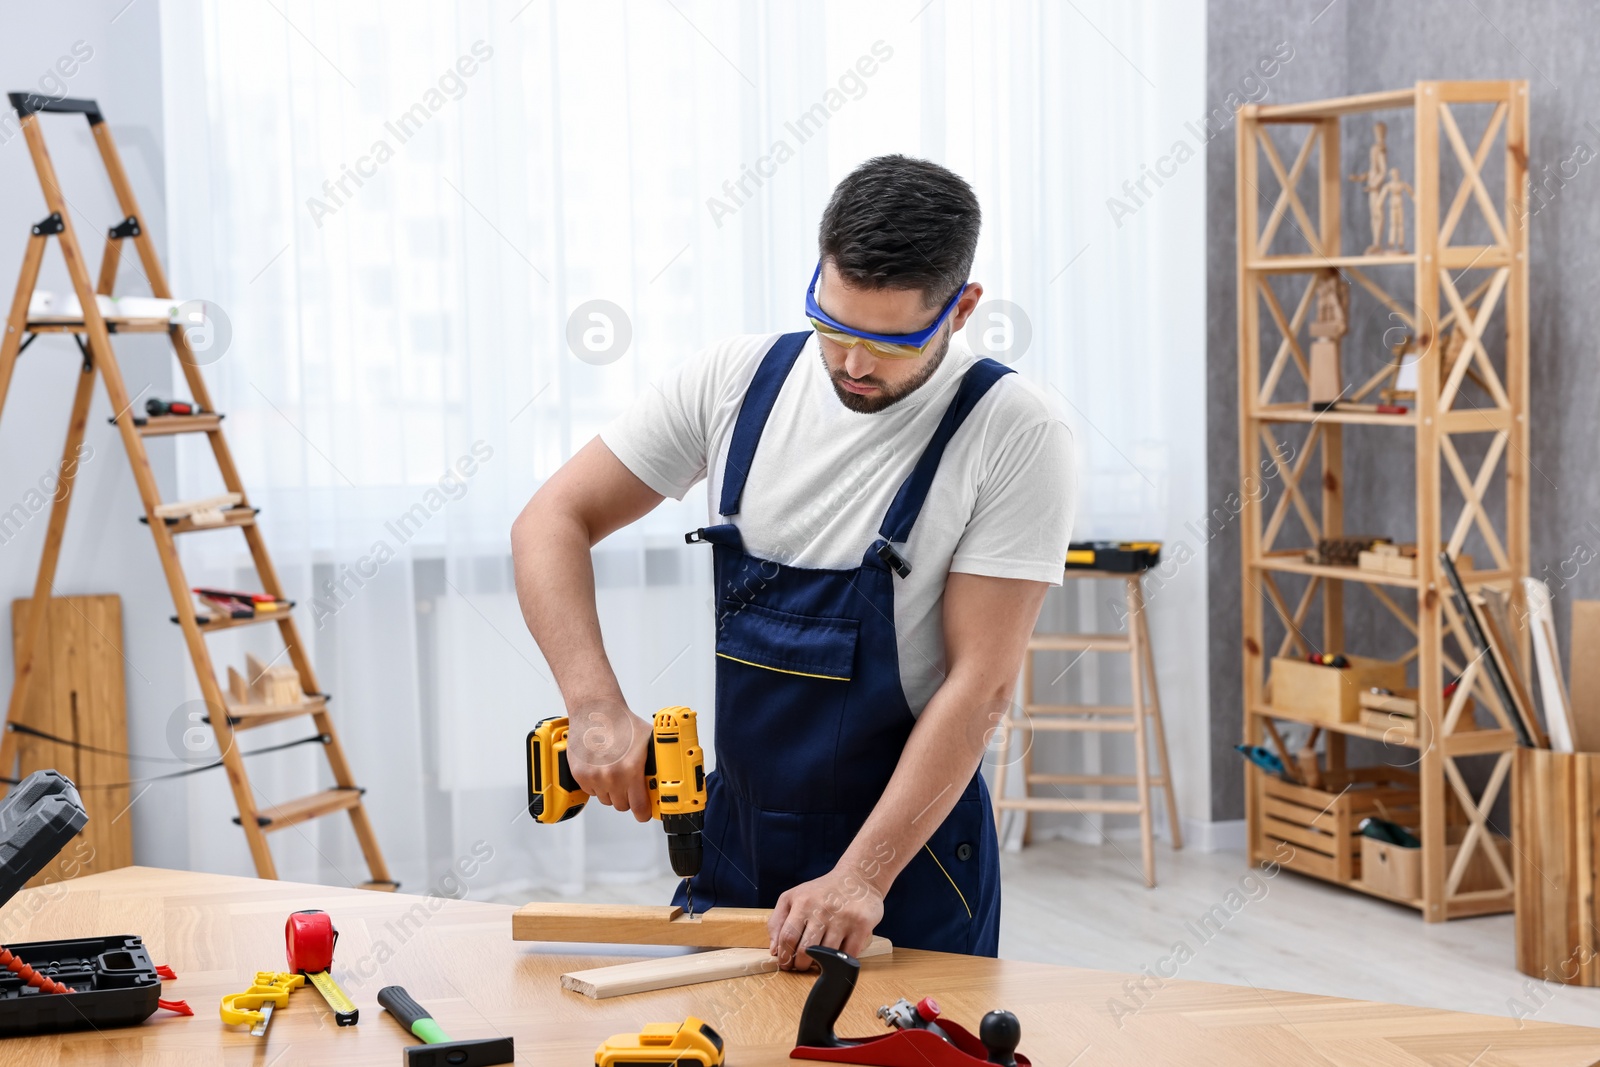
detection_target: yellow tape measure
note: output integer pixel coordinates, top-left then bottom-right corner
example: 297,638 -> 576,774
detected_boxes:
307,969 -> 359,1025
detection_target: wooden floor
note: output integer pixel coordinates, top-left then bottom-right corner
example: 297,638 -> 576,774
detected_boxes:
496,837 -> 1600,1031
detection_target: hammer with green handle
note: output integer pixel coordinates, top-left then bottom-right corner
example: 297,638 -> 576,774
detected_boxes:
377,986 -> 514,1066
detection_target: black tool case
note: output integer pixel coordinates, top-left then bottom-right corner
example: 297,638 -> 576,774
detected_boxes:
0,770 -> 162,1035
0,936 -> 163,1035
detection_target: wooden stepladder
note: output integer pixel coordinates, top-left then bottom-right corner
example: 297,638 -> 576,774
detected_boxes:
0,94 -> 394,888
991,569 -> 1182,887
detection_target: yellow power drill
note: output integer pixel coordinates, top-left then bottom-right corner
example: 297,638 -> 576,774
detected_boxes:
527,707 -> 708,914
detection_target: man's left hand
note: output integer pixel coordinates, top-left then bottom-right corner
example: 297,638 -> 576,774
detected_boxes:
768,865 -> 884,970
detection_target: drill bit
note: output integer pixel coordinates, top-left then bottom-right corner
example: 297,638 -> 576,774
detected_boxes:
684,879 -> 694,919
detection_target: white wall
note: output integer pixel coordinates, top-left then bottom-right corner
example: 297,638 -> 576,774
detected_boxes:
0,2 -> 188,868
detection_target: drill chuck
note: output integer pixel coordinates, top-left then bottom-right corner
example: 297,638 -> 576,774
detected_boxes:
662,812 -> 704,879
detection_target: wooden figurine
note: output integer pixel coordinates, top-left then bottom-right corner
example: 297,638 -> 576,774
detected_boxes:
1381,167 -> 1414,252
1349,121 -> 1389,253
229,652 -> 305,706
1308,269 -> 1349,408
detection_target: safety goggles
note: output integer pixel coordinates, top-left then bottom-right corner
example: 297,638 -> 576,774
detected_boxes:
804,261 -> 967,360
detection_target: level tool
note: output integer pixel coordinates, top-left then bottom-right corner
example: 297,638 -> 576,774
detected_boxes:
285,909 -> 358,1025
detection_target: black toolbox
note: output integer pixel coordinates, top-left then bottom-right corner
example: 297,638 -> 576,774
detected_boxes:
0,770 -> 164,1035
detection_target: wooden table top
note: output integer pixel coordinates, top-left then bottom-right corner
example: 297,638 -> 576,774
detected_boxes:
1,866 -> 1596,1066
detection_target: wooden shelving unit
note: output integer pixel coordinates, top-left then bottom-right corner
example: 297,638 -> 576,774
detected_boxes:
1236,82 -> 1529,921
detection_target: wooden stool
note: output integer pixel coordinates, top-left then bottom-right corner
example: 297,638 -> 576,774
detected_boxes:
992,569 -> 1182,887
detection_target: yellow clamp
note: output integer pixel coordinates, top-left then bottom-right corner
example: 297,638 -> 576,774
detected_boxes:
219,971 -> 306,1027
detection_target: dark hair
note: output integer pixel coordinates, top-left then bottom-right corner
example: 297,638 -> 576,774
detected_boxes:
818,155 -> 980,308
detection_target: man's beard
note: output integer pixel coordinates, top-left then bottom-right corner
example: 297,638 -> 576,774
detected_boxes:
823,328 -> 952,414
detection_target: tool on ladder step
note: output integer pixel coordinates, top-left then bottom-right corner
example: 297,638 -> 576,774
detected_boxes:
378,985 -> 514,1066
285,910 -> 357,1025
1064,540 -> 1161,572
191,588 -> 293,620
0,93 -> 392,888
145,397 -> 203,417
151,492 -> 243,527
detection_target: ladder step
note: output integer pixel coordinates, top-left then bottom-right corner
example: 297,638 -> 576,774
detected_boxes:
239,787 -> 363,832
1029,634 -> 1131,652
1027,773 -> 1169,787
127,412 -> 225,436
172,606 -> 295,632
992,797 -> 1145,814
28,317 -> 170,334
141,505 -> 258,534
1023,703 -> 1135,716
1022,718 -> 1138,733
215,694 -> 327,731
360,880 -> 402,893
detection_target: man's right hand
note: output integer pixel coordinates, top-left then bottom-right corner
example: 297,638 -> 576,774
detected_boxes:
564,701 -> 653,822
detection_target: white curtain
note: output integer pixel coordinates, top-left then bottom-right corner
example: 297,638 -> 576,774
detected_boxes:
157,0 -> 1207,896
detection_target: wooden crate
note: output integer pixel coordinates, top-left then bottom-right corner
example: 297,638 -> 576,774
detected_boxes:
1268,655 -> 1407,723
1514,747 -> 1600,985
1256,766 -> 1419,883
1361,829 -> 1510,901
1357,687 -> 1475,739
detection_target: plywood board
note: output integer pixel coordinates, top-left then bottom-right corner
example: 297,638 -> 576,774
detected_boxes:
1570,600 -> 1600,753
10,595 -> 131,883
561,935 -> 893,999
511,902 -> 774,947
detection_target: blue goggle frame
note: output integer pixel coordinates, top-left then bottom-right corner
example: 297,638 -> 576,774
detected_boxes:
804,261 -> 968,349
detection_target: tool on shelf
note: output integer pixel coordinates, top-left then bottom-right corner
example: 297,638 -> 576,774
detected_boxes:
0,769 -> 191,1035
1236,744 -> 1290,782
219,971 -> 303,1037
377,985 -> 514,1066
284,910 -> 357,1026
527,707 -> 707,914
1360,816 -> 1420,848
792,945 -> 1029,1067
0,94 -> 392,888
595,1017 -> 726,1066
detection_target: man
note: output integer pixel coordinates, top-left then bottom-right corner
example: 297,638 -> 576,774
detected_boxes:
512,155 -> 1074,967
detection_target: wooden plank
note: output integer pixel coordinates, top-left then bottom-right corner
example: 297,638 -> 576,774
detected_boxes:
10,595 -> 132,882
512,902 -> 777,947
1570,600 -> 1600,753
561,936 -> 893,999
1237,104 -> 1267,870
1256,86 -> 1416,122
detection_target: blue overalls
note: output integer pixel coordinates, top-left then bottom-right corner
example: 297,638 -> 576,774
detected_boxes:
675,330 -> 1010,956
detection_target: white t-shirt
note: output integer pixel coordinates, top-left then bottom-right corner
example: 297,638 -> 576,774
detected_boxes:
601,331 -> 1076,713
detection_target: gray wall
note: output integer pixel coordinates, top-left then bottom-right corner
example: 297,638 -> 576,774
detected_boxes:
0,3 -> 187,866
1207,1 -> 1600,819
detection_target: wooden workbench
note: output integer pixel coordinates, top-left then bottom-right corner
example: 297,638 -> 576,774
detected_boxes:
1,867 -> 1596,1065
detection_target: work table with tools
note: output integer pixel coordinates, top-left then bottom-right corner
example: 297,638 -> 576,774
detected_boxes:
2,867 -> 1597,1066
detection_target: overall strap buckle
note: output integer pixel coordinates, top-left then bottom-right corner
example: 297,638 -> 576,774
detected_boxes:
876,541 -> 912,579
685,528 -> 707,544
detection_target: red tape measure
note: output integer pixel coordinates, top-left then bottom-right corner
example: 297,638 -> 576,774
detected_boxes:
285,909 -> 337,974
